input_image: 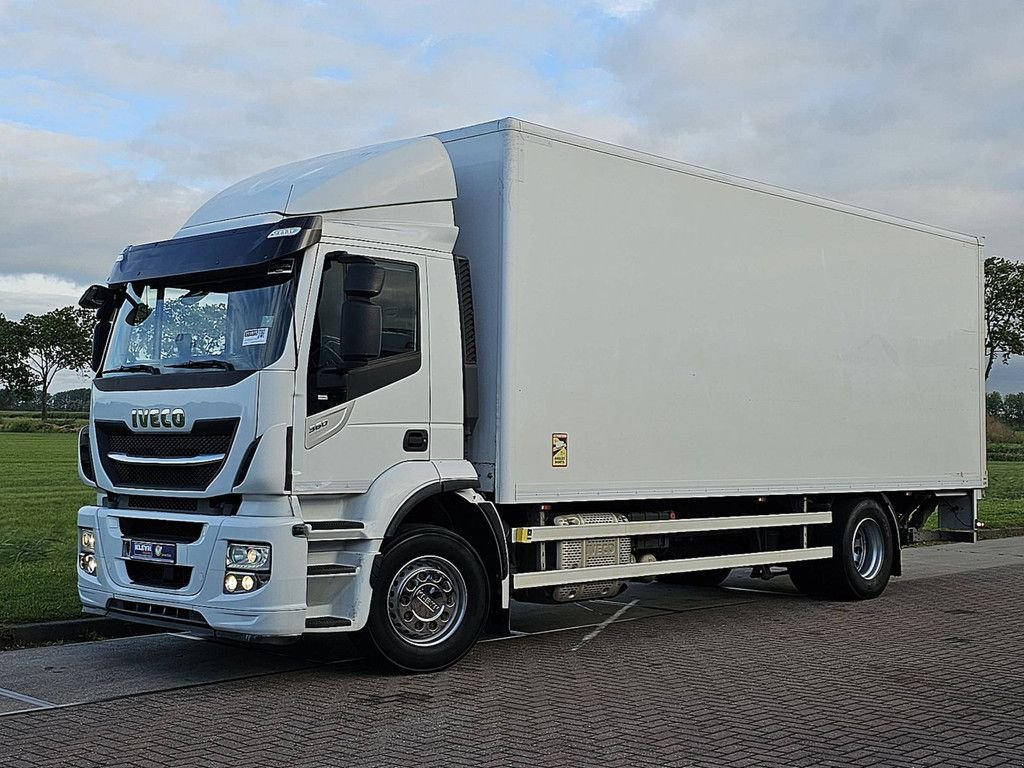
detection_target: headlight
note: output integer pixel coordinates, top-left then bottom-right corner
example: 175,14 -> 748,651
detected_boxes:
226,543 -> 271,571
79,553 -> 98,575
80,528 -> 96,553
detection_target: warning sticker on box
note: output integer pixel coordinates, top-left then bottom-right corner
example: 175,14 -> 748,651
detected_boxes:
242,327 -> 269,346
552,433 -> 568,468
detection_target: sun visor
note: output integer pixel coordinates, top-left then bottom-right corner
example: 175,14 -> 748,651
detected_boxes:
108,216 -> 321,285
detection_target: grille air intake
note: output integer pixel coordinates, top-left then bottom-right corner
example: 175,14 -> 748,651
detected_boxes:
96,418 -> 237,491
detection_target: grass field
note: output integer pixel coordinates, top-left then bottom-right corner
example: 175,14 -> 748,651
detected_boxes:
0,410 -> 88,433
0,434 -> 1022,625
0,433 -> 94,624
979,461 -> 1024,531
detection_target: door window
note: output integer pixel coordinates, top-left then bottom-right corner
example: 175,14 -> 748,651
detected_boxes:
307,256 -> 420,414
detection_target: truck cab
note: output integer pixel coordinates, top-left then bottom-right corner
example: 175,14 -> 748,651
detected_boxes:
77,136 -> 501,671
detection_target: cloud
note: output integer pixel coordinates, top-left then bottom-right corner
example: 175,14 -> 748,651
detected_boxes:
0,273 -> 90,320
0,1 -> 636,284
0,121 -> 205,283
600,1 -> 1024,250
0,0 -> 1023,314
591,0 -> 657,18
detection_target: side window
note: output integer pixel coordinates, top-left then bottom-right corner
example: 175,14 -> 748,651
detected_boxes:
307,257 -> 420,415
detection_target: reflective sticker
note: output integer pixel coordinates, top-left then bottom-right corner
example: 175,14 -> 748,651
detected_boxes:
260,315 -> 275,326
552,433 -> 568,468
242,327 -> 270,346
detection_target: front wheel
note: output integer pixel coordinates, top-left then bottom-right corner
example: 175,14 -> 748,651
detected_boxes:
357,525 -> 489,673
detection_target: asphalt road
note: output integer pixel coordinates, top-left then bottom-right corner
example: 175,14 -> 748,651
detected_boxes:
0,538 -> 1022,767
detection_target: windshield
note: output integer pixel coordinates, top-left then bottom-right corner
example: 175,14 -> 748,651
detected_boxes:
103,271 -> 297,375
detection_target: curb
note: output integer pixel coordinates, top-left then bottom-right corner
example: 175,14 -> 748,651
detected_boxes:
1,617 -> 160,648
979,527 -> 1024,540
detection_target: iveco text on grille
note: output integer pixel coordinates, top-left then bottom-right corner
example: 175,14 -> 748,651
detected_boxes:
130,408 -> 186,429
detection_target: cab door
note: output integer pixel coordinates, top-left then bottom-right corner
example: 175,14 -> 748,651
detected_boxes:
294,243 -> 430,494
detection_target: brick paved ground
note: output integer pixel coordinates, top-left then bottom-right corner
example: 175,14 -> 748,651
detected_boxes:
1,566 -> 1022,768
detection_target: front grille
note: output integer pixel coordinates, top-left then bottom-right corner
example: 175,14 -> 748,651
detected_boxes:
108,599 -> 208,626
125,561 -> 193,589
95,419 -> 237,491
118,517 -> 205,543
126,495 -> 200,512
114,463 -> 223,490
104,428 -> 233,458
105,493 -> 240,515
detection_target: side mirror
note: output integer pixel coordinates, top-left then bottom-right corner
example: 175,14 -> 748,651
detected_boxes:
81,284 -> 116,372
338,301 -> 382,365
344,262 -> 385,298
125,303 -> 152,326
79,284 -> 115,311
336,258 -> 385,366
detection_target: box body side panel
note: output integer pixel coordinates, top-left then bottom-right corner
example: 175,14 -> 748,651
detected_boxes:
495,132 -> 984,502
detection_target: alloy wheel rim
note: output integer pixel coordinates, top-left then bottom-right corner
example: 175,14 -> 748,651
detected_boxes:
850,517 -> 885,580
386,555 -> 467,647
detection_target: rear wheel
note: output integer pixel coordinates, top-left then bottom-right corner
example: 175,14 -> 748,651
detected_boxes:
357,525 -> 488,673
786,561 -> 831,597
789,497 -> 894,600
658,568 -> 732,587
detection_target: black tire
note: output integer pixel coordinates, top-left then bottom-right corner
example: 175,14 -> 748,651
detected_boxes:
790,498 -> 894,600
357,525 -> 489,673
786,561 -> 832,597
658,568 -> 732,587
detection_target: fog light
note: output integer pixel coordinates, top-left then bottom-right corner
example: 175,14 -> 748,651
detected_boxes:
224,571 -> 265,594
80,528 -> 96,553
79,553 -> 98,575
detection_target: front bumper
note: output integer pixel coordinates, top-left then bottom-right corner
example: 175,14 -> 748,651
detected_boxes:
77,501 -> 308,639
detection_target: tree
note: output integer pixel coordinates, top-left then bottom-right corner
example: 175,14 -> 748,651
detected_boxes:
984,256 -> 1024,379
19,306 -> 93,420
987,391 -> 1005,420
0,313 -> 33,399
49,387 -> 91,413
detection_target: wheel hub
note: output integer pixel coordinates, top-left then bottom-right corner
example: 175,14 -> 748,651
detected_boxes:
387,555 -> 467,647
851,517 -> 885,580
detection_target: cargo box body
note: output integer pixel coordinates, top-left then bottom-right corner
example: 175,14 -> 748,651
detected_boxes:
438,119 -> 985,505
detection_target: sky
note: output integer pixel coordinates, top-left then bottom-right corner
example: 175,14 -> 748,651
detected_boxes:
1,0 -> 1023,391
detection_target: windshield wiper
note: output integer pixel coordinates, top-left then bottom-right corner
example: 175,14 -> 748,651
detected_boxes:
166,360 -> 236,371
102,364 -> 161,375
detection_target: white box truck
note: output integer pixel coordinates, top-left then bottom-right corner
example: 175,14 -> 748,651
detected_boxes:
75,118 -> 986,671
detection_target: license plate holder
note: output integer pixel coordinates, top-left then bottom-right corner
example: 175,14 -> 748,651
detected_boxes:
127,539 -> 177,564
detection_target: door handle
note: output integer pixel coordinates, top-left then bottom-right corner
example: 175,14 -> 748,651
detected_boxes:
403,429 -> 429,452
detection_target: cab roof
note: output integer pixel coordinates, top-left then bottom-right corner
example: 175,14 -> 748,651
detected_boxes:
179,136 -> 457,233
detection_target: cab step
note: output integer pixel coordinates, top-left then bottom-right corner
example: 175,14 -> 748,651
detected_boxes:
303,521 -> 368,542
